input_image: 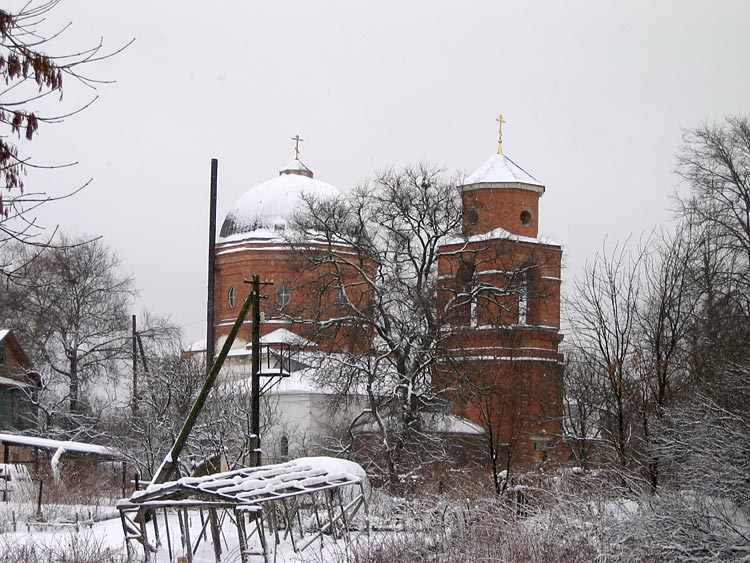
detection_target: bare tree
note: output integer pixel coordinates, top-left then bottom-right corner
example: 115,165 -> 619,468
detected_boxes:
630,227 -> 700,490
565,232 -> 702,490
0,1 -> 129,272
566,241 -> 643,475
119,337 -> 280,478
0,234 -> 135,428
677,117 -> 750,289
553,117 -> 750,559
602,116 -> 750,559
289,165 -> 463,485
290,164 -> 544,486
562,349 -> 606,471
610,364 -> 750,563
676,118 -> 750,396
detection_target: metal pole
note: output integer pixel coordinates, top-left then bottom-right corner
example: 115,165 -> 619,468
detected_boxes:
206,158 -> 218,376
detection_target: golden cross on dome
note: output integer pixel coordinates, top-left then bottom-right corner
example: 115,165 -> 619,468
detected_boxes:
496,114 -> 506,154
292,134 -> 304,159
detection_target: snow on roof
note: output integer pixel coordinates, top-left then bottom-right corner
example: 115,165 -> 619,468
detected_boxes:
219,162 -> 341,241
357,413 -> 485,435
427,413 -> 485,435
441,226 -> 560,248
0,375 -> 36,389
0,329 -> 9,342
129,456 -> 365,506
0,432 -> 119,458
280,158 -> 312,175
273,367 -> 325,394
217,228 -> 286,244
186,338 -> 206,352
463,153 -> 543,189
258,328 -> 317,347
220,353 -> 365,396
227,348 -> 251,357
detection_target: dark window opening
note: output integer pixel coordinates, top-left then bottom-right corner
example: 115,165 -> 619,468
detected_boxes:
277,284 -> 292,308
456,261 -> 477,326
520,210 -> 532,226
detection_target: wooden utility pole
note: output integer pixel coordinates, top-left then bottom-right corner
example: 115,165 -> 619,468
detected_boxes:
150,287 -> 254,486
250,275 -> 262,467
243,275 -> 272,467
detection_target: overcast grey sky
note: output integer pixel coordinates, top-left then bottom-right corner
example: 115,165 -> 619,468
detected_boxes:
15,0 -> 750,343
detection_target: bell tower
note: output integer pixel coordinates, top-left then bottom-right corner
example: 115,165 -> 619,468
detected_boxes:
460,115 -> 545,239
436,117 -> 564,468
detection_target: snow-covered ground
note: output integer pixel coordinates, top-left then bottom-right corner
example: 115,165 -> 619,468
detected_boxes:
0,505 -> 365,562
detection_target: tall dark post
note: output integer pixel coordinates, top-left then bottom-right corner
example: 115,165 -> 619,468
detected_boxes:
250,274 -> 262,467
206,158 -> 218,375
131,314 -> 138,415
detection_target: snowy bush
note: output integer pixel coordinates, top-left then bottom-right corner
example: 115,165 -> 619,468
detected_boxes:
306,470 -> 617,563
0,532 -> 126,563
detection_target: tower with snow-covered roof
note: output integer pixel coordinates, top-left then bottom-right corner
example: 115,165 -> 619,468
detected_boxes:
436,126 -> 564,467
210,147 -> 378,463
460,150 -> 545,239
213,150 -> 369,368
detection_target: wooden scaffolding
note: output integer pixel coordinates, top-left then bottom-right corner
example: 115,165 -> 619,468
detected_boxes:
118,457 -> 368,562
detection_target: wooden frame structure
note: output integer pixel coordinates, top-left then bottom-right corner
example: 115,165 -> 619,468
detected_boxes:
118,457 -> 368,562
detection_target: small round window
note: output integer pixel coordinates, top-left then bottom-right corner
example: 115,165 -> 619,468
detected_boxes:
228,286 -> 236,308
276,283 -> 291,308
520,210 -> 532,226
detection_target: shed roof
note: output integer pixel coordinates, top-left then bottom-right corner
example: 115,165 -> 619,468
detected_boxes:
0,432 -> 119,458
128,457 -> 365,507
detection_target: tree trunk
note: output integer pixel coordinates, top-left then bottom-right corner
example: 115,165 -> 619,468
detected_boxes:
69,351 -> 80,415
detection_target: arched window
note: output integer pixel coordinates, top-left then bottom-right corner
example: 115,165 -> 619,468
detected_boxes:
457,261 -> 477,326
228,286 -> 236,308
276,284 -> 291,308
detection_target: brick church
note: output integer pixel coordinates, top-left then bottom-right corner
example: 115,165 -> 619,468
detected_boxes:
210,124 -> 564,467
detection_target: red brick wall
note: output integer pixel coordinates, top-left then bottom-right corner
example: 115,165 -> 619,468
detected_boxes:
438,238 -> 562,330
461,186 -> 541,238
213,239 -> 371,352
437,188 -> 565,469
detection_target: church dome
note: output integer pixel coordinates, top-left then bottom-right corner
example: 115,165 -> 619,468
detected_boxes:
219,159 -> 341,240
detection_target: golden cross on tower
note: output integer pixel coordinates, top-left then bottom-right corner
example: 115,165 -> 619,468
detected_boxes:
496,114 -> 506,154
292,134 -> 304,159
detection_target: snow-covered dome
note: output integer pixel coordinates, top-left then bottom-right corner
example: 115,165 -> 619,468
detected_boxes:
462,153 -> 544,193
220,159 -> 341,240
